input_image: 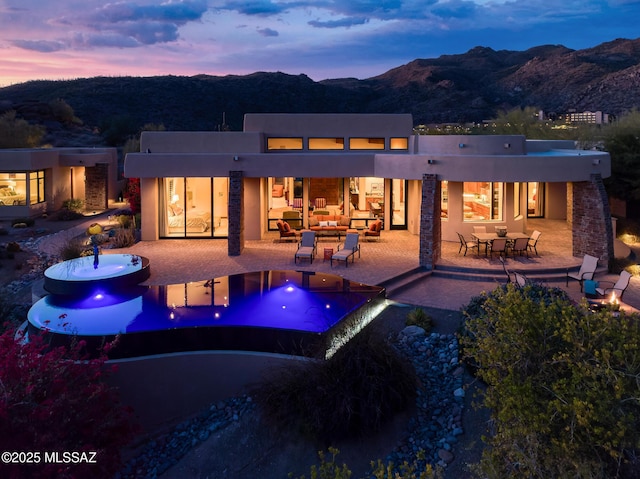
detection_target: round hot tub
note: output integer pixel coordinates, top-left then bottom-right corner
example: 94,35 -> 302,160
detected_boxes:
44,254 -> 150,295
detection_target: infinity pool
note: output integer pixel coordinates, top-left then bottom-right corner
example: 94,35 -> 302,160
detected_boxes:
28,270 -> 386,359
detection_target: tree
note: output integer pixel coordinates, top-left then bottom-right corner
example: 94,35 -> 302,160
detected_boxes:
0,110 -> 45,148
604,109 -> 640,201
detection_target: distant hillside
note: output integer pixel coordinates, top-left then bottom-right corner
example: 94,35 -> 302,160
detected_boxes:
1,37 -> 640,146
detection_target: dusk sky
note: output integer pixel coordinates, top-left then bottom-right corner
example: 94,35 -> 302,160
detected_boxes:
1,0 -> 639,87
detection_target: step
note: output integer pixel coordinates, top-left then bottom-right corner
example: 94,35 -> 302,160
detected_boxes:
378,267 -> 433,296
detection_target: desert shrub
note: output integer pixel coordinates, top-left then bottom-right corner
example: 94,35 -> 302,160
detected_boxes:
291,448 -> 443,479
0,328 -> 138,478
405,307 -> 433,333
6,241 -> 21,253
255,327 -> 417,444
461,283 -> 640,478
58,237 -> 88,260
116,214 -> 134,229
111,228 -> 136,248
62,198 -> 84,213
51,207 -> 84,221
10,217 -> 35,227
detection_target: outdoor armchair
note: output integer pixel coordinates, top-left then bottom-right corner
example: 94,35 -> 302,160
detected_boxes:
276,220 -> 297,242
566,254 -> 598,292
595,270 -> 632,300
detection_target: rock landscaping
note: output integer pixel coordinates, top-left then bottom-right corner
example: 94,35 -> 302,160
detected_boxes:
119,326 -> 465,478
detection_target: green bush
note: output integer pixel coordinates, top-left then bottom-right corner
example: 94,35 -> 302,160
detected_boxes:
461,283 -> 640,478
62,198 -> 84,213
405,307 -> 433,333
255,327 -> 417,444
50,207 -> 84,221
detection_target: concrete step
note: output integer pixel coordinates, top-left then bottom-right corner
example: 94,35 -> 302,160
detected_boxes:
379,267 -> 433,296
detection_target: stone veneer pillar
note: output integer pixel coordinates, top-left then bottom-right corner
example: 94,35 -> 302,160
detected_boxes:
84,164 -> 108,211
569,173 -> 614,265
419,174 -> 441,270
228,171 -> 244,256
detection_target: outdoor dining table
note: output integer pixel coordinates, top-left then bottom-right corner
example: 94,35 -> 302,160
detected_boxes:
471,232 -> 530,256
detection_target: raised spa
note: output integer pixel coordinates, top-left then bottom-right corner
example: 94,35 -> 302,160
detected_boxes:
43,253 -> 150,295
28,270 -> 386,359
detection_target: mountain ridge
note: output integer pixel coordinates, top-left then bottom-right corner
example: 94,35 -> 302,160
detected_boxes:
1,37 -> 640,145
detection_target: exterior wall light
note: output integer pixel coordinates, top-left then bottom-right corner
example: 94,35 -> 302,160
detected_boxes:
233,155 -> 239,161
504,143 -> 511,148
458,143 -> 465,148
428,159 -> 436,164
592,159 -> 600,165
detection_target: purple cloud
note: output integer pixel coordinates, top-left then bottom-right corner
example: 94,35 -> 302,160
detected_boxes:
308,17 -> 369,28
257,27 -> 279,37
10,39 -> 66,53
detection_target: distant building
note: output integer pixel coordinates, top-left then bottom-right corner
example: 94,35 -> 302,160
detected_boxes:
562,110 -> 611,125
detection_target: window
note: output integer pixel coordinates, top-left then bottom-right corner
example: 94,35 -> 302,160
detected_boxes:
0,172 -> 28,206
441,181 -> 448,219
349,138 -> 385,150
463,182 -> 503,221
30,171 -> 45,204
267,138 -> 303,150
390,138 -> 408,150
308,138 -> 344,150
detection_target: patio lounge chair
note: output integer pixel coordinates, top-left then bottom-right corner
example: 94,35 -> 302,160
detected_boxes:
457,232 -> 478,256
566,254 -> 598,292
295,231 -> 316,264
595,270 -> 632,300
331,233 -> 361,267
276,220 -> 297,242
527,230 -> 542,255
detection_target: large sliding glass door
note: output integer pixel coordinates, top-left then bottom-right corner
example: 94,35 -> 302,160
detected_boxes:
527,182 -> 544,217
161,177 -> 228,238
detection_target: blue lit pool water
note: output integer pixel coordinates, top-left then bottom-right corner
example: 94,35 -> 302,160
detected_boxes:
28,270 -> 386,359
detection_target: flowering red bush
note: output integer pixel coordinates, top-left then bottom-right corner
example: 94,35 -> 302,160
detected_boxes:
123,178 -> 141,215
0,328 -> 138,479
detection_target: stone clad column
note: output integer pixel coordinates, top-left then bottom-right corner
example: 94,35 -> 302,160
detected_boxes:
228,171 -> 244,256
570,173 -> 614,264
420,173 -> 441,270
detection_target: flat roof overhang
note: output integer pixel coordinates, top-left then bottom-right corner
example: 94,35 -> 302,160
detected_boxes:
124,152 -> 379,178
125,149 -> 610,183
374,150 -> 611,182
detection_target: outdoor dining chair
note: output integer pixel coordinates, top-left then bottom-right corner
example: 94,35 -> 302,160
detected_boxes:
457,232 -> 478,256
489,237 -> 508,258
510,237 -> 529,257
566,254 -> 599,292
527,230 -> 542,255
